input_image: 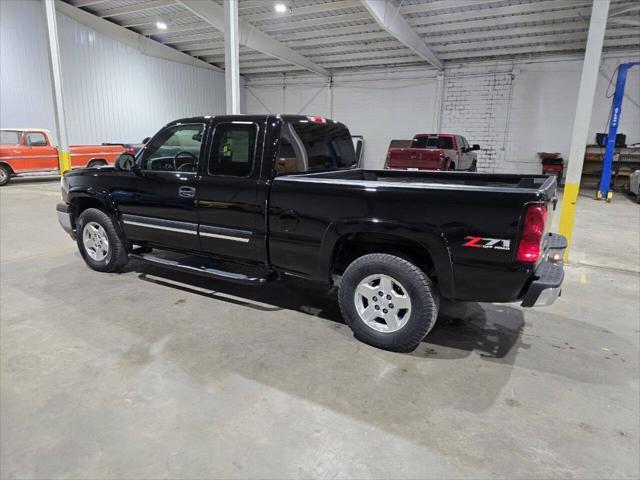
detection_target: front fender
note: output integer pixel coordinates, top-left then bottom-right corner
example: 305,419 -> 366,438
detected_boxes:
318,218 -> 455,298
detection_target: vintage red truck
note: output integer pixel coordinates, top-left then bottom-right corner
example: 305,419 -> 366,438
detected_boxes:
0,128 -> 124,186
385,133 -> 480,172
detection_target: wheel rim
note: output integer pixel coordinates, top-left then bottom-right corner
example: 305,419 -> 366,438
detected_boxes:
354,274 -> 412,333
0,169 -> 7,183
82,221 -> 110,261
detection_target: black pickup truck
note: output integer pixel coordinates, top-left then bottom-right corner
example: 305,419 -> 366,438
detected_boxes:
57,115 -> 566,352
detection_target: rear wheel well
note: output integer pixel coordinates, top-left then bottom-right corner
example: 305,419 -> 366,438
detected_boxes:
331,233 -> 436,283
0,162 -> 15,175
87,158 -> 107,168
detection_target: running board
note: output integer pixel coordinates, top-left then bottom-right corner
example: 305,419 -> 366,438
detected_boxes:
129,252 -> 277,285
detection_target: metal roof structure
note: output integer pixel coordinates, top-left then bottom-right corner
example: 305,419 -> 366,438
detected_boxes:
63,0 -> 640,77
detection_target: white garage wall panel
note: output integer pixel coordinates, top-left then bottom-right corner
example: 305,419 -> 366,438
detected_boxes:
0,0 -> 57,137
244,52 -> 639,173
0,0 -> 225,146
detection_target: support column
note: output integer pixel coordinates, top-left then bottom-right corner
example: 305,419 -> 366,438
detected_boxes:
558,0 -> 610,261
432,73 -> 444,132
224,0 -> 240,114
43,0 -> 71,173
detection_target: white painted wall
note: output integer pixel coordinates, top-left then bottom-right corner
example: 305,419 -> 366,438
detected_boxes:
244,52 -> 640,172
0,0 -> 226,146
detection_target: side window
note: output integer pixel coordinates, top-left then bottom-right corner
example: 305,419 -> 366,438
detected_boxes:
139,124 -> 204,172
25,132 -> 47,147
275,134 -> 301,174
209,123 -> 257,177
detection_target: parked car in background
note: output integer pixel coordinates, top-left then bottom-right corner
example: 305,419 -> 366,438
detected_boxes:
56,114 -> 565,352
386,133 -> 480,171
0,128 -> 124,186
102,137 -> 150,157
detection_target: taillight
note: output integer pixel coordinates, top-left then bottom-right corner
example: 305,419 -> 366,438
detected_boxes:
307,116 -> 326,124
125,147 -> 136,155
516,204 -> 547,263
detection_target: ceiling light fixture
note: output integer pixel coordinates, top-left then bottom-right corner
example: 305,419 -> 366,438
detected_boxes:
156,21 -> 168,30
274,3 -> 288,13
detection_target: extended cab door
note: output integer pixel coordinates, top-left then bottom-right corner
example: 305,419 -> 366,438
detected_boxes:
115,122 -> 204,251
196,118 -> 267,265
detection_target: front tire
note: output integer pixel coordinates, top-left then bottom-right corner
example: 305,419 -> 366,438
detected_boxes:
0,165 -> 12,186
338,254 -> 439,352
76,208 -> 129,272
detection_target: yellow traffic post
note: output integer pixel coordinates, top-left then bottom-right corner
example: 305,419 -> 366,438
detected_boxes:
58,151 -> 72,174
557,0 -> 610,262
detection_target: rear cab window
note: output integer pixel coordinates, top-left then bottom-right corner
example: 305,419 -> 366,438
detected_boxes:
276,118 -> 356,174
413,136 -> 453,149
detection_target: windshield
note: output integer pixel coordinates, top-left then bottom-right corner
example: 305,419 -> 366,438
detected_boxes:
413,136 -> 453,149
276,120 -> 356,174
0,131 -> 21,145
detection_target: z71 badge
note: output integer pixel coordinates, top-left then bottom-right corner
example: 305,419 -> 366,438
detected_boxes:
463,236 -> 511,250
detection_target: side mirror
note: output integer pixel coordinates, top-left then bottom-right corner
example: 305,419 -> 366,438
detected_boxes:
115,153 -> 136,171
142,137 -> 150,144
472,144 -> 480,151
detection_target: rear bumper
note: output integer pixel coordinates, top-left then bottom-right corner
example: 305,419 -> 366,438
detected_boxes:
521,233 -> 567,307
56,202 -> 75,239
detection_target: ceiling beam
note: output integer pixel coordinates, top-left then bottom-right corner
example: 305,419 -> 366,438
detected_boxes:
413,7 -> 593,34
176,0 -> 330,76
609,4 -> 640,16
99,0 -> 174,18
121,11 -> 197,28
360,0 -> 443,70
140,22 -> 212,36
243,0 -> 361,23
260,12 -> 373,32
70,0 -> 108,7
55,0 -> 222,71
609,17 -> 640,26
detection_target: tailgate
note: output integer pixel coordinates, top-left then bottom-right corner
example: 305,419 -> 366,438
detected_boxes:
387,149 -> 444,170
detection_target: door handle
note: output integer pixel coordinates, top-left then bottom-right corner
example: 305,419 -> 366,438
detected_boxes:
178,186 -> 196,198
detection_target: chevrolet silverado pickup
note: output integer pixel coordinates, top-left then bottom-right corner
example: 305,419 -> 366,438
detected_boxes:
56,115 -> 566,352
0,128 -> 124,186
386,133 -> 479,171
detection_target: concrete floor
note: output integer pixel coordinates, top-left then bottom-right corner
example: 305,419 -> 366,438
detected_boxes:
1,179 -> 639,479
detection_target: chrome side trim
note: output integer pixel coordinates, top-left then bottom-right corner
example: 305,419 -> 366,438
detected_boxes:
199,231 -> 250,243
123,220 -> 197,235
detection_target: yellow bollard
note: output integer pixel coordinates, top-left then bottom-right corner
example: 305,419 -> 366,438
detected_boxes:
58,151 -> 72,174
558,183 -> 580,263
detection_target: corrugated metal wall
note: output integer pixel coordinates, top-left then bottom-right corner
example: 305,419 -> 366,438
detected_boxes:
0,0 -> 226,146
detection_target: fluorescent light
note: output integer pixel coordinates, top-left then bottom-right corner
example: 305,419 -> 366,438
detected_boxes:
155,21 -> 167,30
274,3 -> 288,13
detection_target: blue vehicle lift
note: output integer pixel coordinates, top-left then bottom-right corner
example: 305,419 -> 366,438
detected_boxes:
597,62 -> 640,201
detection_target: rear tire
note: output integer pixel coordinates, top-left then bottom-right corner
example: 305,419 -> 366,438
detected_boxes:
0,165 -> 12,186
338,253 -> 439,352
76,208 -> 129,272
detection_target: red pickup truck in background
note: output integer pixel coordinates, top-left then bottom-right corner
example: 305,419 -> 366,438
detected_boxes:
385,133 -> 480,172
0,128 -> 124,186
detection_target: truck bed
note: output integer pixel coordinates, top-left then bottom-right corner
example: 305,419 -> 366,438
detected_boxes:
279,168 -> 556,196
